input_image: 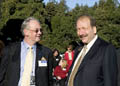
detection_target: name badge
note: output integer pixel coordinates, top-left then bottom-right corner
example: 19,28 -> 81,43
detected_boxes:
38,60 -> 47,67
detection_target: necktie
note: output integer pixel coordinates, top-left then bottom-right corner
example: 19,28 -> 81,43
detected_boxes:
21,47 -> 33,86
68,45 -> 87,86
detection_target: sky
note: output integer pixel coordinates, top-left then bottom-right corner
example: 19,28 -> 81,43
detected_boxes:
43,0 -> 100,9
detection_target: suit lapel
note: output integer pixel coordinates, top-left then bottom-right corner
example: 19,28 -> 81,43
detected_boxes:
69,46 -> 83,73
73,46 -> 83,63
35,44 -> 43,72
11,42 -> 21,85
77,38 -> 101,72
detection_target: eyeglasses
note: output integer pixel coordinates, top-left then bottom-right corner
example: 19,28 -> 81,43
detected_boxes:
28,29 -> 42,33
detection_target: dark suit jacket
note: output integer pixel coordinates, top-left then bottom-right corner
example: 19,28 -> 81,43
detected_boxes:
0,42 -> 53,86
117,48 -> 120,86
66,37 -> 118,86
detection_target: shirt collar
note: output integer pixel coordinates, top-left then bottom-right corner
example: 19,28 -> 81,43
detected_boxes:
86,35 -> 98,49
22,40 -> 36,50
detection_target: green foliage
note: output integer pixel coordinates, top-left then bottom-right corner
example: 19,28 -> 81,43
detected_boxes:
93,0 -> 120,48
0,0 -> 120,52
0,0 -> 45,29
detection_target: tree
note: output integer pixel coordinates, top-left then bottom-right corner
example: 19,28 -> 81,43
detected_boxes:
0,0 -> 120,51
0,0 -> 47,44
94,0 -> 120,48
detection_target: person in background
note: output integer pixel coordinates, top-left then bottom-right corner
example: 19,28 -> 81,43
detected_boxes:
64,44 -> 74,69
66,15 -> 117,86
52,48 -> 61,69
0,17 -> 53,86
53,59 -> 69,86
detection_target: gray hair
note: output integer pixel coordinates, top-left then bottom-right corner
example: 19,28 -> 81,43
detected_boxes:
21,17 -> 40,36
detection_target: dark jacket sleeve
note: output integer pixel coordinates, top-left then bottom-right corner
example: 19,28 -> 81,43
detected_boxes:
47,48 -> 54,86
0,46 -> 10,86
103,44 -> 118,86
0,43 -> 18,86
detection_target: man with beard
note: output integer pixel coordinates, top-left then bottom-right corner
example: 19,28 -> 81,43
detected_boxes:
0,17 -> 53,86
66,15 -> 117,86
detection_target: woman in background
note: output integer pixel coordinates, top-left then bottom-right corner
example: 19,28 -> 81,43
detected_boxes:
64,44 -> 74,69
52,48 -> 61,69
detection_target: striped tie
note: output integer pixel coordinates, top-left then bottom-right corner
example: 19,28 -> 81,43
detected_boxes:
68,45 -> 87,86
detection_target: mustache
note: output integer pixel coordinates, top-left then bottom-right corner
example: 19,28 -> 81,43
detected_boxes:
79,34 -> 88,38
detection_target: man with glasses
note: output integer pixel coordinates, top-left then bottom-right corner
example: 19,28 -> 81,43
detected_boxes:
0,17 -> 53,86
